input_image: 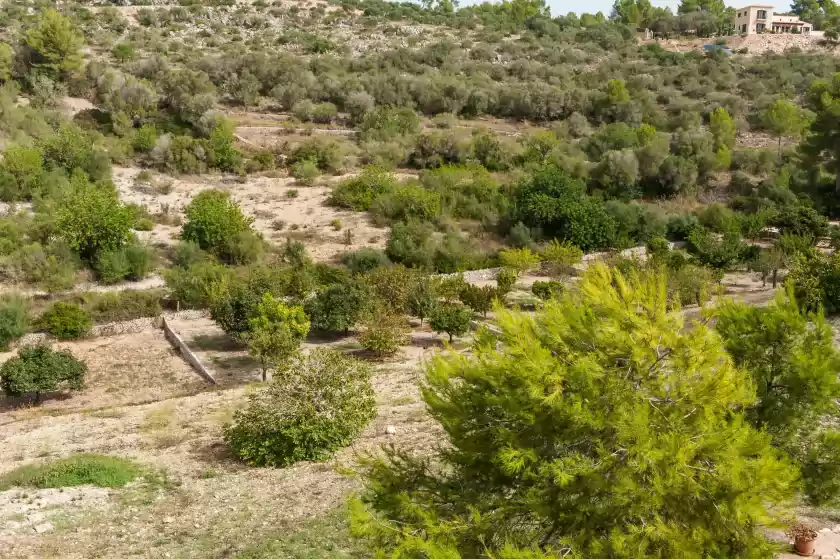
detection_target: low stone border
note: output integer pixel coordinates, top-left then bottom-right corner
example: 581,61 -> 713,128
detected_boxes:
161,316 -> 216,384
14,310 -> 211,348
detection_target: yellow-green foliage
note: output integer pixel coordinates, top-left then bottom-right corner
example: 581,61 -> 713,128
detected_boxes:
352,265 -> 796,558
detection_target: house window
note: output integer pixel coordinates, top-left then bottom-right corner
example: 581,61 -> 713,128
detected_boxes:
757,23 -> 766,31
757,9 -> 768,19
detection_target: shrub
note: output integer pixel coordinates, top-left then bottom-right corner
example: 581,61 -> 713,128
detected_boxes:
359,310 -> 409,356
371,182 -> 441,222
408,277 -> 438,325
0,297 -> 28,350
56,179 -> 134,262
288,137 -> 347,173
305,281 -> 370,334
498,247 -> 540,273
430,302 -> 473,342
496,268 -> 518,294
125,244 -> 155,280
458,284 -> 497,317
540,239 -> 583,276
39,302 -> 91,340
532,280 -> 563,300
0,454 -> 142,490
330,167 -> 397,211
247,294 -> 310,381
95,249 -> 130,284
514,165 -> 617,252
224,349 -> 376,466
82,290 -> 163,323
343,248 -> 391,274
289,158 -> 319,185
171,241 -> 206,269
1,345 -> 86,403
789,252 -> 840,314
312,102 -> 338,124
220,231 -> 264,266
182,190 -> 254,256
164,262 -> 233,309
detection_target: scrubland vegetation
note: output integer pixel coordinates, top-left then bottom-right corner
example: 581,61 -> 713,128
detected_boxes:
2,0 -> 840,556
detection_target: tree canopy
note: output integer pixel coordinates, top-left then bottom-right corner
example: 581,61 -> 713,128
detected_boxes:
353,265 -> 796,558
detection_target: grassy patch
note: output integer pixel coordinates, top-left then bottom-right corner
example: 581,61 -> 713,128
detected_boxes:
234,510 -> 369,559
0,454 -> 143,490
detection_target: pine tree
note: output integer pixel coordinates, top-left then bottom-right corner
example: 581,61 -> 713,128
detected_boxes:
716,287 -> 840,504
353,265 -> 796,558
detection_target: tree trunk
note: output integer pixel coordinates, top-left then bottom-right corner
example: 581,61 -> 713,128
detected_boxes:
772,268 -> 778,289
35,391 -> 40,405
448,332 -> 453,343
778,135 -> 782,155
835,172 -> 840,195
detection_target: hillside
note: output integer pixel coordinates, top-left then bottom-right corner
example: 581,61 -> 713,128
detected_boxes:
0,0 -> 840,557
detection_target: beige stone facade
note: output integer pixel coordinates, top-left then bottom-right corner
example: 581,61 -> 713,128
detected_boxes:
733,5 -> 812,35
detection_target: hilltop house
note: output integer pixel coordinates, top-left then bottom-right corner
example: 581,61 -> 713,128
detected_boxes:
733,5 -> 812,34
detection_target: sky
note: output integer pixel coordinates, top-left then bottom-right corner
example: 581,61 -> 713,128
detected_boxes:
458,0 -> 791,20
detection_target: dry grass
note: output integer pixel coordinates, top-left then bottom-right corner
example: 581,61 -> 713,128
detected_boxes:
0,315 -> 444,558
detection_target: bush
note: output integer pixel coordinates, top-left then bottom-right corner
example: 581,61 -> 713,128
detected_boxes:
305,281 -> 370,334
182,190 -> 254,256
171,241 -> 207,269
289,158 -> 319,185
330,167 -> 397,211
1,345 -> 86,403
430,302 -> 473,342
56,179 -> 134,262
125,244 -> 155,280
498,247 -> 540,273
343,248 -> 391,274
371,182 -> 441,222
496,268 -> 517,294
82,290 -> 163,323
0,454 -> 141,490
459,284 -> 498,317
164,262 -> 233,309
220,231 -> 264,265
224,349 -> 376,467
540,239 -> 583,276
95,249 -> 130,284
514,165 -> 616,252
532,280 -> 563,300
39,303 -> 91,340
358,310 -> 409,356
0,297 -> 28,350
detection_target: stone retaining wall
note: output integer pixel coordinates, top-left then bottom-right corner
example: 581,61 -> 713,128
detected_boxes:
161,316 -> 216,384
14,310 -> 210,347
439,246 -> 652,283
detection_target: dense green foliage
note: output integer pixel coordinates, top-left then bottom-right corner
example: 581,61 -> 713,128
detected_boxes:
353,266 -> 796,558
716,289 -> 840,505
225,349 -> 376,467
1,345 -> 86,403
39,302 -> 91,340
0,296 -> 28,350
182,190 -> 255,261
246,294 -> 310,381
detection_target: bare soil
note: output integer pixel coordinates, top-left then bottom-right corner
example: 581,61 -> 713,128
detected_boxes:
114,167 -> 390,262
0,318 -> 446,558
